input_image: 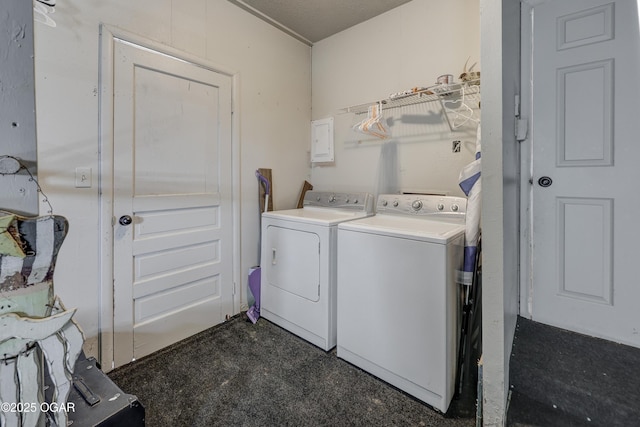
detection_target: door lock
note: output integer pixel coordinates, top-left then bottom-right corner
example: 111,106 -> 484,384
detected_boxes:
537,176 -> 553,188
119,215 -> 133,226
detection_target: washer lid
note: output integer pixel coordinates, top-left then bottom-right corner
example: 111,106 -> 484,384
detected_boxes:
262,207 -> 373,226
337,214 -> 465,243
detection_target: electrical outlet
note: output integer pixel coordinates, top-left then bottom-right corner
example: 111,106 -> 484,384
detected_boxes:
75,167 -> 92,188
452,140 -> 461,153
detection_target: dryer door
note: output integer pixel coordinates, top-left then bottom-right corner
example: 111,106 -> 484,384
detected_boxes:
264,225 -> 320,302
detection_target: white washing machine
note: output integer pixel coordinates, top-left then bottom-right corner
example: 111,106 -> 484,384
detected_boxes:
336,194 -> 467,413
261,191 -> 374,351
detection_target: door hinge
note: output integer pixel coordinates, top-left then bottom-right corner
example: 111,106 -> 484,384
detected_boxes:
516,118 -> 528,142
515,94 -> 528,142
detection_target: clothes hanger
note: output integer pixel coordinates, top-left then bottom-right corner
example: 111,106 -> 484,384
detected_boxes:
368,103 -> 391,138
441,86 -> 479,129
354,103 -> 390,139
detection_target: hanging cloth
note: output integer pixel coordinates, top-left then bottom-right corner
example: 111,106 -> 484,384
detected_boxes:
457,124 -> 481,286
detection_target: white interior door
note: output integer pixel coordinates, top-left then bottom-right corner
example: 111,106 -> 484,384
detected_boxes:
526,0 -> 640,347
112,39 -> 233,366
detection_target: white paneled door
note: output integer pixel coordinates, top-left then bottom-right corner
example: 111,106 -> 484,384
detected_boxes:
528,0 -> 640,347
112,39 -> 233,367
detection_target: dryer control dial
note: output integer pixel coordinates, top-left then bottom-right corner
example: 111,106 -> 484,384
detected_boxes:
437,203 -> 445,211
411,200 -> 423,211
393,200 -> 399,207
451,204 -> 459,212
328,194 -> 336,203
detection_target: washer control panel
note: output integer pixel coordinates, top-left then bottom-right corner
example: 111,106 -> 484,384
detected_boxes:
303,191 -> 374,213
377,194 -> 467,217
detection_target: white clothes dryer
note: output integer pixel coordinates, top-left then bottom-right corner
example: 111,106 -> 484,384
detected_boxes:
261,191 -> 374,351
336,194 -> 467,413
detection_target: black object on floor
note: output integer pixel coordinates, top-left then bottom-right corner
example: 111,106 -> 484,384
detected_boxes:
507,316 -> 640,427
452,247 -> 482,420
108,315 -> 476,427
68,356 -> 145,426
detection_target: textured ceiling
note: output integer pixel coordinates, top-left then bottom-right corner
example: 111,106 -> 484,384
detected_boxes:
229,0 -> 412,44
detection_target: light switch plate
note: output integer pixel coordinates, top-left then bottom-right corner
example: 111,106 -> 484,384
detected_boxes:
75,167 -> 92,188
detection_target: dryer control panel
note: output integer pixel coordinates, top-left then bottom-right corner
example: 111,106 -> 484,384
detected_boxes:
303,191 -> 374,213
376,194 -> 467,218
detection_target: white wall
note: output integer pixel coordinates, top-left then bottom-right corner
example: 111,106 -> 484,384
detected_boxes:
480,0 -> 520,425
311,0 -> 480,197
32,0 -> 311,360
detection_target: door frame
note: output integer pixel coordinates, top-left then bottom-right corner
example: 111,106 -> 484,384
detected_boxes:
519,2 -> 534,319
98,25 -> 241,370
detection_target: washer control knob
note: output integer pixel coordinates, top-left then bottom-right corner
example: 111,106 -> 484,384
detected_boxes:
411,200 -> 423,211
392,200 -> 399,207
381,200 -> 388,207
437,203 -> 445,211
451,204 -> 459,212
353,199 -> 358,204
328,194 -> 336,203
345,198 -> 350,203
316,196 -> 321,202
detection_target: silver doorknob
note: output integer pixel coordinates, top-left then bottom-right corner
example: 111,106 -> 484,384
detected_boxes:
537,176 -> 553,188
119,215 -> 133,226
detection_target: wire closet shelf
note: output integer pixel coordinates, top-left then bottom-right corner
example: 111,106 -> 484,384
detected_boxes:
342,79 -> 480,131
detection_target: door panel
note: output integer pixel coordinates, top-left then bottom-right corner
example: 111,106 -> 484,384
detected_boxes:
556,60 -> 613,166
556,197 -> 613,304
528,0 -> 640,347
133,66 -> 219,196
112,39 -> 233,366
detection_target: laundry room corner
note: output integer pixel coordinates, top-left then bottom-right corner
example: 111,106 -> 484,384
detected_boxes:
310,0 -> 481,197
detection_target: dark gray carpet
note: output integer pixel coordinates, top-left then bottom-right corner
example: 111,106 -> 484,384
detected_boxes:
108,314 -> 476,426
507,317 -> 640,427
